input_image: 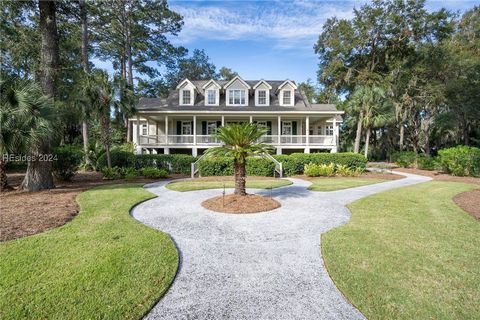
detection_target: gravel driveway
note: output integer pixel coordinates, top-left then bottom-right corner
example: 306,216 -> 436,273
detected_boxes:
132,171 -> 431,320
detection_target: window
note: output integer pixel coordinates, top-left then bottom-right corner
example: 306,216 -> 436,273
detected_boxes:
325,125 -> 334,135
207,89 -> 216,105
309,125 -> 314,135
181,121 -> 192,135
282,121 -> 292,135
141,124 -> 147,135
258,90 -> 267,105
228,89 -> 246,105
182,90 -> 191,105
283,90 -> 292,105
206,121 -> 217,135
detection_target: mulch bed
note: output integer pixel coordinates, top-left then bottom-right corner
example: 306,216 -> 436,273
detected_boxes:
202,194 -> 281,214
453,189 -> 480,220
0,171 -> 160,242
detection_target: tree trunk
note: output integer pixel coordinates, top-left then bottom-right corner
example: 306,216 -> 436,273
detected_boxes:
20,143 -> 55,192
354,110 -> 364,153
126,118 -> 132,143
80,0 -> 91,166
101,111 -> 111,169
0,160 -> 10,192
21,0 -> 58,192
38,0 -> 59,97
364,128 -> 371,159
399,124 -> 404,151
234,159 -> 246,196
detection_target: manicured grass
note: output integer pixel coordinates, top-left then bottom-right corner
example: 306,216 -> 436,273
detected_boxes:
308,178 -> 387,191
322,181 -> 480,319
166,178 -> 292,192
0,184 -> 178,319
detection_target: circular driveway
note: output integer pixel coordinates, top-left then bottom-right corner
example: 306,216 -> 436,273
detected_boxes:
132,171 -> 431,319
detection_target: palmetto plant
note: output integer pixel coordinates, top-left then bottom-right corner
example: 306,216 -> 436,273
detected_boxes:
83,71 -> 114,169
205,123 -> 274,196
0,78 -> 55,191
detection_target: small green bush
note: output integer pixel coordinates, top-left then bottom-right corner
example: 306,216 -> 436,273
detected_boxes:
53,145 -> 83,181
123,167 -> 139,180
141,167 -> 168,179
135,154 -> 195,174
417,154 -> 436,170
246,158 -> 275,176
392,151 -> 418,168
437,146 -> 480,177
336,164 -> 355,177
101,167 -> 124,180
304,163 -> 335,177
198,157 -> 234,176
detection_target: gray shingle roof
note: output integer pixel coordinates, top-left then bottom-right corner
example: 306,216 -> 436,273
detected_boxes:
137,79 -> 340,113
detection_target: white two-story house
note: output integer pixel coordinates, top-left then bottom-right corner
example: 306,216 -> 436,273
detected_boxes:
131,76 -> 343,156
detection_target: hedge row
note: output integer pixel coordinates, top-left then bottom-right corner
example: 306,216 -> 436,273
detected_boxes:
97,151 -> 195,175
198,152 -> 367,177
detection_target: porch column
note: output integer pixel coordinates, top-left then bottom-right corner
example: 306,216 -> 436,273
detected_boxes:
155,122 -> 159,143
165,115 -> 169,145
305,116 -> 310,153
277,115 -> 281,145
193,115 -> 197,145
221,115 -> 225,126
249,116 -> 253,123
332,117 -> 338,153
135,115 -> 141,154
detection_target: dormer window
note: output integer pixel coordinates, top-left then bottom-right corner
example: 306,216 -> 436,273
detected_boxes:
283,90 -> 292,105
228,89 -> 246,105
277,80 -> 297,106
207,89 -> 216,105
182,90 -> 191,105
258,90 -> 267,105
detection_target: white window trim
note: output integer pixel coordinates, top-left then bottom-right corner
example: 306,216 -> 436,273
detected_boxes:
206,121 -> 217,135
255,89 -> 269,106
181,121 -> 192,135
226,89 -> 248,106
280,89 -> 293,106
325,125 -> 334,136
282,121 -> 292,135
205,89 -> 218,106
180,89 -> 194,106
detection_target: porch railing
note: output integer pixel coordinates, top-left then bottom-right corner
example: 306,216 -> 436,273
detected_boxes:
139,134 -> 335,146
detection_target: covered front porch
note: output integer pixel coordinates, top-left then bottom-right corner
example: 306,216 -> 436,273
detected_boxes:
132,113 -> 340,155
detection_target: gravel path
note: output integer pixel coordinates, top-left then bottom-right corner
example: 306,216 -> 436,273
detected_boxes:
132,171 -> 431,319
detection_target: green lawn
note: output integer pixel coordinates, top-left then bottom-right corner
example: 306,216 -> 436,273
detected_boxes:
0,184 -> 178,319
322,181 -> 479,319
166,178 -> 292,192
308,177 -> 387,191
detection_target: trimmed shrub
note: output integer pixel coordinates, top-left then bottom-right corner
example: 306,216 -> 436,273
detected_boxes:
53,145 -> 83,181
141,167 -> 168,179
123,167 -> 139,180
135,154 -> 195,174
98,150 -> 136,169
437,146 -> 480,177
417,154 -> 436,170
273,154 -> 302,176
336,164 -> 355,177
246,158 -> 275,176
198,157 -> 234,176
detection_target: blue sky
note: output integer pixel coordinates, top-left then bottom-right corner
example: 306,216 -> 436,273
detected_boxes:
94,0 -> 479,84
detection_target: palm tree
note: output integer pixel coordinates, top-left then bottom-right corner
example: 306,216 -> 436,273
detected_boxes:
83,71 -> 114,168
205,123 -> 273,196
362,89 -> 392,158
0,78 -> 55,191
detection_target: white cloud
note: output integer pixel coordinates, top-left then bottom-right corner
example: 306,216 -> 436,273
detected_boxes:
170,1 -> 356,50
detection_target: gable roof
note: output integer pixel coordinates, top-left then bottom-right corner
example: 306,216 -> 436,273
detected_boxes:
201,79 -> 221,90
223,75 -> 251,89
253,80 -> 273,90
175,79 -> 197,90
276,80 -> 298,92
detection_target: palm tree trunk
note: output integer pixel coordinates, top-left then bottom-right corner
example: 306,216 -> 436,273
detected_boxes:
354,110 -> 364,153
399,124 -> 404,151
364,128 -> 371,159
101,110 -> 111,169
20,143 -> 55,192
0,159 -> 10,192
234,160 -> 246,196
